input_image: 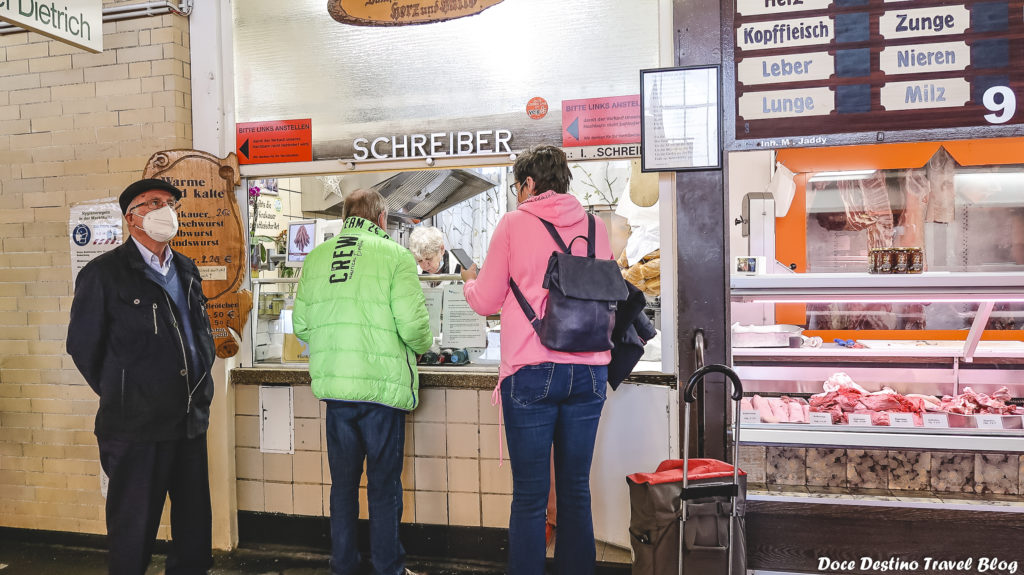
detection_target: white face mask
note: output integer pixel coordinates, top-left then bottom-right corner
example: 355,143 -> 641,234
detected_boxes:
137,205 -> 179,243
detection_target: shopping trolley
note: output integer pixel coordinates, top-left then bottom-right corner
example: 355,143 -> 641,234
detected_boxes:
627,364 -> 747,575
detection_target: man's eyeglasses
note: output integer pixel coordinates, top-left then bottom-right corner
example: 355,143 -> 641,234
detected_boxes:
129,198 -> 180,213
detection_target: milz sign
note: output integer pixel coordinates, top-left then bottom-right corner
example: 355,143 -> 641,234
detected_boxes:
0,0 -> 101,53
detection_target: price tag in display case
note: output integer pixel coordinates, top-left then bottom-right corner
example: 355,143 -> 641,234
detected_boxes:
809,412 -> 833,426
889,413 -> 915,428
977,415 -> 1004,430
741,411 -> 762,425
847,413 -> 872,427
923,413 -> 949,429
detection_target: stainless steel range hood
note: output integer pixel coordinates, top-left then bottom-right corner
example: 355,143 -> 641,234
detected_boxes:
300,169 -> 498,220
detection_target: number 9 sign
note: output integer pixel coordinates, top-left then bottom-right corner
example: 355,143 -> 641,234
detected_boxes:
983,86 -> 1016,124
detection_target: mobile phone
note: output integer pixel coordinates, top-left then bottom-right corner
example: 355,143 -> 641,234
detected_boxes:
450,248 -> 475,269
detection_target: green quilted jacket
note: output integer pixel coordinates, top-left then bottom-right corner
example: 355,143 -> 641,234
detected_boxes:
293,217 -> 433,410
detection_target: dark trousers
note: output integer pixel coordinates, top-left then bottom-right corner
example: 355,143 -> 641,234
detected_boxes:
97,434 -> 213,575
325,401 -> 407,575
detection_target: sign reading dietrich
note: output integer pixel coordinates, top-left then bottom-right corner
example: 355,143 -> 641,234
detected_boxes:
328,0 -> 504,27
143,150 -> 252,358
732,0 -> 1024,141
0,0 -> 101,53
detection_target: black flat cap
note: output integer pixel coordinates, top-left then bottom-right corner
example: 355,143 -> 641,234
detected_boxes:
119,178 -> 184,214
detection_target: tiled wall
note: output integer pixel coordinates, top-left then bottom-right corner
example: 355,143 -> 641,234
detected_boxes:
235,384 -> 514,528
0,5 -> 193,536
739,445 -> 1024,495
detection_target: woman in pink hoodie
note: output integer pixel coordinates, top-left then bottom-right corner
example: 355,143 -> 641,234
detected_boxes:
462,146 -> 613,575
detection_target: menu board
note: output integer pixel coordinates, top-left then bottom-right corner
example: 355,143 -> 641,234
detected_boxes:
733,0 -> 1024,141
143,150 -> 252,358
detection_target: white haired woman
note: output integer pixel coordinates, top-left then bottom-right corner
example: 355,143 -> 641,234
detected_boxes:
409,226 -> 462,278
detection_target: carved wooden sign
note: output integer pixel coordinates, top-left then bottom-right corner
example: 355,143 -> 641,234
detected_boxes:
328,0 -> 504,27
142,150 -> 252,358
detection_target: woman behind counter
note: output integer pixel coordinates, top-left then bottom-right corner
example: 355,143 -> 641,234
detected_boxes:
460,145 -> 613,575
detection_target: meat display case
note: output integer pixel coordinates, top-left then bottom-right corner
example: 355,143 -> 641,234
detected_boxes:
730,271 -> 1024,452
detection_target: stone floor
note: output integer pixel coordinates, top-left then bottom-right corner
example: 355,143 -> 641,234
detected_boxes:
0,537 -> 631,575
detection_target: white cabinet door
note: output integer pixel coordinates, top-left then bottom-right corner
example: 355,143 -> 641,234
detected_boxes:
590,383 -> 677,549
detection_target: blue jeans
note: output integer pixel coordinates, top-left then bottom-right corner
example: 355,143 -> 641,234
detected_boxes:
501,363 -> 608,575
325,401 -> 407,575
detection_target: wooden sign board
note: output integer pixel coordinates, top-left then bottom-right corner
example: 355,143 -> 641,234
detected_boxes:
732,0 -> 1024,142
328,0 -> 504,26
143,150 -> 252,358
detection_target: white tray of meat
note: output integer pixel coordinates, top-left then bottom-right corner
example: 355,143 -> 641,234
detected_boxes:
940,387 -> 1024,429
732,323 -> 804,348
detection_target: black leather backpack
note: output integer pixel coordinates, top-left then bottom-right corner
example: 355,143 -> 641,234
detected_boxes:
509,214 -> 629,352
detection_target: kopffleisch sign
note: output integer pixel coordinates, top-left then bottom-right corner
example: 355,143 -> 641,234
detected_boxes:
0,0 -> 102,53
328,0 -> 504,26
143,150 -> 253,358
733,0 -> 1024,140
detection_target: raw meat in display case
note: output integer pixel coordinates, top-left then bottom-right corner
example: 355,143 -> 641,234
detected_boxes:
742,372 -> 1024,428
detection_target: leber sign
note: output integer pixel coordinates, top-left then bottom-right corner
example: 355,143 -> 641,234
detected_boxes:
236,119 -> 313,165
0,0 -> 102,53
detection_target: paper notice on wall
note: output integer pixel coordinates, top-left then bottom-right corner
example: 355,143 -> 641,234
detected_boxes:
441,284 -> 485,348
70,199 -> 123,286
423,287 -> 444,338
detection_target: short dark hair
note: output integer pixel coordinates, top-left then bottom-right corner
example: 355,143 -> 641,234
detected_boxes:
513,145 -> 572,195
343,189 -> 388,223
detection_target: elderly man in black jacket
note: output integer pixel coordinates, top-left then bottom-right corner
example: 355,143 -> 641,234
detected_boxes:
67,178 -> 216,575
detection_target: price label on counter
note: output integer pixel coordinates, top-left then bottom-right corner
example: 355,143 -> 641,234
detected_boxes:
847,413 -> 873,427
923,413 -> 949,428
741,411 -> 762,425
889,413 -> 915,428
809,412 -> 833,426
977,415 -> 1004,429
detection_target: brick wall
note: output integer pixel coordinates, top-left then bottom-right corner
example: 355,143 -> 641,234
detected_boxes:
0,6 -> 192,536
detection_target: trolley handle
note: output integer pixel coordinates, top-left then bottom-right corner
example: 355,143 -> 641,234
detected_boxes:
683,364 -> 744,403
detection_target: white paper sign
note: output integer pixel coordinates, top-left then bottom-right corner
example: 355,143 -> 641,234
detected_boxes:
70,199 -> 123,286
440,284 -> 486,348
977,415 -> 1004,429
422,287 -> 444,338
923,413 -> 949,428
809,412 -> 833,425
198,265 -> 227,281
741,411 -> 762,425
847,413 -> 872,426
889,413 -> 916,427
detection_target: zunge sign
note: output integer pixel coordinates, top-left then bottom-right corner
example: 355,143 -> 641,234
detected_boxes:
0,0 -> 101,53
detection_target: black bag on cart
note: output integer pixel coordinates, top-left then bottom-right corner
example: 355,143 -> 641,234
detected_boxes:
626,364 -> 748,575
627,458 -> 747,575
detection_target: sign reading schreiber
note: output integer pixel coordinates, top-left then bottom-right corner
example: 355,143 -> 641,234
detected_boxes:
733,0 -> 1024,141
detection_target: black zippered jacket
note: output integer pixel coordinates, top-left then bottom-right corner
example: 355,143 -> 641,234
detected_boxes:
67,241 -> 216,441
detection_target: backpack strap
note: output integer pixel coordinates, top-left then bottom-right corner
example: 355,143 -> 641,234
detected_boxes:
537,213 -> 596,258
508,278 -> 544,336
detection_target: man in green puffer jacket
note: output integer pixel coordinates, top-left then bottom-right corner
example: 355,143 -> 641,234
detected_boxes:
293,189 -> 432,575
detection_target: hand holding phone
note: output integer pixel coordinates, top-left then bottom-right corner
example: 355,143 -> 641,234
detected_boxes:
450,248 -> 475,269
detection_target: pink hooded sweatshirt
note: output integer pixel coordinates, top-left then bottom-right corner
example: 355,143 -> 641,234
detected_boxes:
463,191 -> 614,383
